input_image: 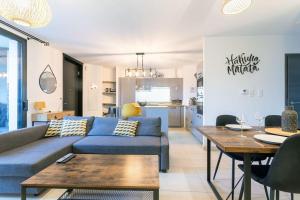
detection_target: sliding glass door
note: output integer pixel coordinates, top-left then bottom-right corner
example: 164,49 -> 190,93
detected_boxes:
0,28 -> 26,133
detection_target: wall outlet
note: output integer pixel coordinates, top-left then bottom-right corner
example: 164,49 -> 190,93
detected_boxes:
249,89 -> 255,97
258,89 -> 263,97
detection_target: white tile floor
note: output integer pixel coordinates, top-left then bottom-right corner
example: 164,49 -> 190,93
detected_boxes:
0,128 -> 299,200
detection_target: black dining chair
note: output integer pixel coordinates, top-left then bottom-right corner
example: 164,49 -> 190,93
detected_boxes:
238,134 -> 300,200
214,115 -> 269,200
264,115 -> 281,165
265,115 -> 281,127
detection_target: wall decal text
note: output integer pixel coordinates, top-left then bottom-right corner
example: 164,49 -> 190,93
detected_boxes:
226,53 -> 260,75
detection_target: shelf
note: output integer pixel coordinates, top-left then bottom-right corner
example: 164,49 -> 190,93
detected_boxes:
103,81 -> 116,84
102,103 -> 116,106
102,92 -> 116,95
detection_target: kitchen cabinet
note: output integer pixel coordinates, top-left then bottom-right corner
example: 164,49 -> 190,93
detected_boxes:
136,78 -> 183,100
185,106 -> 196,131
168,106 -> 183,127
119,78 -> 136,105
191,113 -> 203,144
185,106 -> 203,144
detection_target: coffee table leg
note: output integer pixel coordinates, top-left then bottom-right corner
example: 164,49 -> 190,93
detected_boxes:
21,186 -> 26,200
154,189 -> 159,200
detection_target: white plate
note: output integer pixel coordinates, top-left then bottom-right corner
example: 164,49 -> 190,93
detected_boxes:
225,124 -> 253,131
254,134 -> 287,145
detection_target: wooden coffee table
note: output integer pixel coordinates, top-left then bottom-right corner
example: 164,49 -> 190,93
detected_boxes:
21,154 -> 160,200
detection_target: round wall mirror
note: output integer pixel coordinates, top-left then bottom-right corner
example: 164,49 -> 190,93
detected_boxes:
39,65 -> 57,94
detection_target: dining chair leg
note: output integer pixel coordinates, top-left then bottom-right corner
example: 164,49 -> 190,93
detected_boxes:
276,190 -> 280,200
264,186 -> 270,200
291,193 -> 294,200
231,159 -> 235,200
266,157 -> 272,165
238,180 -> 244,200
213,151 -> 223,180
270,188 -> 275,200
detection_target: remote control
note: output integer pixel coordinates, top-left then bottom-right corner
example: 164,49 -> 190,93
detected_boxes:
56,153 -> 76,164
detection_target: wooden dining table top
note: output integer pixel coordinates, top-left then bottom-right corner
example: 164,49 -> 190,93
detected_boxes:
198,126 -> 280,154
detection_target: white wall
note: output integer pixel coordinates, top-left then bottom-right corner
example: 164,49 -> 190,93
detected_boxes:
27,40 -> 63,126
203,35 -> 300,126
83,64 -> 102,116
0,24 -> 64,127
83,65 -> 116,116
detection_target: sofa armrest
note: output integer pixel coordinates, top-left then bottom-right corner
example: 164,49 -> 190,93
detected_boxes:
0,125 -> 48,153
160,132 -> 169,172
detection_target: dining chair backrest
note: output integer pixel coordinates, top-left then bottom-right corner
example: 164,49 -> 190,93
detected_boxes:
264,134 -> 300,193
265,115 -> 281,127
216,115 -> 238,126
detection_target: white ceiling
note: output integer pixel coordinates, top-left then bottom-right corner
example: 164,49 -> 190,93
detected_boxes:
3,0 -> 300,68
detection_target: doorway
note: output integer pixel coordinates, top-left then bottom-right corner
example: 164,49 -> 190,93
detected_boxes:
63,54 -> 83,116
285,54 -> 300,127
0,28 -> 27,133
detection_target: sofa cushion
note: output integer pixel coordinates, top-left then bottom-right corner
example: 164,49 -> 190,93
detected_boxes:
63,116 -> 95,133
0,136 -> 82,177
88,117 -> 118,136
73,136 -> 161,155
113,120 -> 138,137
0,125 -> 48,153
128,117 -> 162,137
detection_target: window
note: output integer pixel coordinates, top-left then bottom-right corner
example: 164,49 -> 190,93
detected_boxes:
136,87 -> 171,103
0,28 -> 27,133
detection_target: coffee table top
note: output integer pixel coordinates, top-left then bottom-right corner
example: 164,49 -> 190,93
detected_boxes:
22,154 -> 159,190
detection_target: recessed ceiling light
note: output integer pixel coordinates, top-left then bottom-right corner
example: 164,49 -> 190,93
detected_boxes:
223,0 -> 252,15
0,0 -> 52,28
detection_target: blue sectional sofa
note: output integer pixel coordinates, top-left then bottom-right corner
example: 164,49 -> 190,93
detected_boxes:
0,117 -> 169,195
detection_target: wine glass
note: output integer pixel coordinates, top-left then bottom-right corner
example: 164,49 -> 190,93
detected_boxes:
254,112 -> 265,132
236,114 -> 247,138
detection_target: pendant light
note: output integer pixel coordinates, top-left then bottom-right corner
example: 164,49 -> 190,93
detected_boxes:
223,0 -> 251,15
125,53 -> 158,78
0,0 -> 52,28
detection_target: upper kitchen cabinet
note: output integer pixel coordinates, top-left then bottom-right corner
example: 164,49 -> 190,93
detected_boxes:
139,78 -> 183,101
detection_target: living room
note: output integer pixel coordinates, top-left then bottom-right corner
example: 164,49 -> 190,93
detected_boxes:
0,0 -> 300,200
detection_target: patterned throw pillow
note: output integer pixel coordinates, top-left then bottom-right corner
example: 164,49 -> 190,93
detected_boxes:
45,120 -> 63,137
113,120 -> 138,137
60,120 -> 87,137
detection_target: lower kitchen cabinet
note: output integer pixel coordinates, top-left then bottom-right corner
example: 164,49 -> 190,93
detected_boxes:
168,106 -> 184,127
185,106 -> 203,144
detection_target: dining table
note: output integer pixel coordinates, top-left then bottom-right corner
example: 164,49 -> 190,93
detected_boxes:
198,126 -> 280,200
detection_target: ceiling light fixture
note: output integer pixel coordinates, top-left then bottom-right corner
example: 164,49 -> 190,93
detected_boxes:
222,0 -> 252,15
0,0 -> 52,28
125,53 -> 158,78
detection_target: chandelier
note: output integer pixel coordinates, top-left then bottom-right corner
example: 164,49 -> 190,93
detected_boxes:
0,0 -> 52,28
125,53 -> 157,78
222,0 -> 252,15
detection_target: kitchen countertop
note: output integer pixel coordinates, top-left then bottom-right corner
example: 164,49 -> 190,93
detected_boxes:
142,104 -> 185,107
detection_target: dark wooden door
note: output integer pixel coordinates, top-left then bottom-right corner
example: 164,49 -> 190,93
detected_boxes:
286,54 -> 300,127
63,55 -> 82,116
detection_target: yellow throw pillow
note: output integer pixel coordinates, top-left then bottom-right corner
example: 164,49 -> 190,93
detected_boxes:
60,120 -> 87,137
45,120 -> 63,137
122,103 -> 142,119
113,120 -> 138,137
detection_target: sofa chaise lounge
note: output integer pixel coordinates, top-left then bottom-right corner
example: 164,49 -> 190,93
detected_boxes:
0,117 -> 169,195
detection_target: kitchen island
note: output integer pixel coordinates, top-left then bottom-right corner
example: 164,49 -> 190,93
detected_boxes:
142,106 -> 169,133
